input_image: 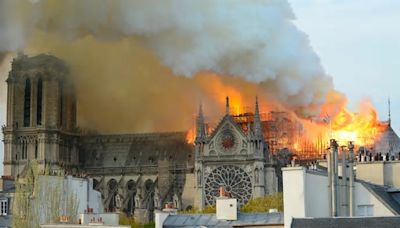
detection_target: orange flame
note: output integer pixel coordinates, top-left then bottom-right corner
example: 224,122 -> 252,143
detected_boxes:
185,78 -> 385,156
330,100 -> 384,146
186,126 -> 195,144
301,94 -> 385,154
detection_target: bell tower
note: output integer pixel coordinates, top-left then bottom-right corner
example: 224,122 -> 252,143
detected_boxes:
2,53 -> 78,177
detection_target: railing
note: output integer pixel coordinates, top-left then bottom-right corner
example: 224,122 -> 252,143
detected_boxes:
85,164 -> 190,175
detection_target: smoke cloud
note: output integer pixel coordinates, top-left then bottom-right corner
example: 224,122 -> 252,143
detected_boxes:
0,0 -> 335,132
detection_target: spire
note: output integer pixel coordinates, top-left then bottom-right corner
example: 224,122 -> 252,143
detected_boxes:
254,96 -> 262,137
388,97 -> 391,127
196,103 -> 205,139
226,96 -> 230,115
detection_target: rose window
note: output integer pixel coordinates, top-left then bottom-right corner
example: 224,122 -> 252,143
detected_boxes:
204,165 -> 252,206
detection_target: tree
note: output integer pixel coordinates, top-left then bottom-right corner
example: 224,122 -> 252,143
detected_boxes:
240,193 -> 283,213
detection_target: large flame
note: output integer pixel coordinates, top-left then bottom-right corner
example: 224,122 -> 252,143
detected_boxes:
299,96 -> 386,157
196,74 -> 246,115
330,103 -> 383,146
186,85 -> 386,158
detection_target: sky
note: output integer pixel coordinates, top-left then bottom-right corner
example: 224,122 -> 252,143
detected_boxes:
288,0 -> 400,130
1,1 -> 400,175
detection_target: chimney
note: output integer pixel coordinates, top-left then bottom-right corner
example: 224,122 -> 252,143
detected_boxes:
327,146 -> 332,216
155,203 -> 178,228
341,145 -> 348,216
219,186 -> 226,197
162,202 -> 178,214
216,186 -> 237,221
348,141 -> 355,217
329,139 -> 339,217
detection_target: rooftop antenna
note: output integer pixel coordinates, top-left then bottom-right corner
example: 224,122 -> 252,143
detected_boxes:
388,97 -> 391,127
226,96 -> 230,115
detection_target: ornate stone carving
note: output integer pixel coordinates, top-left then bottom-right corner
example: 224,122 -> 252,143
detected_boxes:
204,165 -> 252,206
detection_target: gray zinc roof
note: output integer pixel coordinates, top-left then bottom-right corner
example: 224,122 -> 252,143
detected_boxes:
80,132 -> 194,173
163,212 -> 284,228
291,216 -> 400,228
360,181 -> 400,215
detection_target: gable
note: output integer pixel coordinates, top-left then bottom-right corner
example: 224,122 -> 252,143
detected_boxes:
206,115 -> 249,156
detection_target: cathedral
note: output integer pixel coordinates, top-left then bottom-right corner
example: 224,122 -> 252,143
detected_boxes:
1,54 -> 278,222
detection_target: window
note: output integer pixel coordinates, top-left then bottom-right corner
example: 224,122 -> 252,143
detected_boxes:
35,141 -> 38,159
21,141 -> 28,160
357,205 -> 373,216
23,78 -> 31,127
0,199 -> 8,216
59,82 -> 63,127
36,78 -> 43,125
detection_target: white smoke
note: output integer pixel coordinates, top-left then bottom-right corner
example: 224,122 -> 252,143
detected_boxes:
0,0 -> 333,110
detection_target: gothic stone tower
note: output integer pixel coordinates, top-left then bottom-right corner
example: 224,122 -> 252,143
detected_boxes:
194,97 -> 278,209
2,53 -> 79,177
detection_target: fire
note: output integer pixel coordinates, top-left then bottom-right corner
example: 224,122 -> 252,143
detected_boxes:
330,101 -> 383,146
185,80 -> 385,156
186,126 -> 195,144
195,73 -> 249,115
301,98 -> 385,153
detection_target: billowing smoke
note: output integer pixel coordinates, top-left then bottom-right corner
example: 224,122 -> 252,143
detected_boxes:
0,0 -> 335,132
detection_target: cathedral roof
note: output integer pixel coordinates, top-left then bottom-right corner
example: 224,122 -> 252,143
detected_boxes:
80,132 -> 194,174
374,125 -> 400,155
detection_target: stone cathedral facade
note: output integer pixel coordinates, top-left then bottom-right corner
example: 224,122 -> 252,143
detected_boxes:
1,54 -> 278,222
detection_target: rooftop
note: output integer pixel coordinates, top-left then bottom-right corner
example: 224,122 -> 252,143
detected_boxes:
291,216 -> 400,228
163,212 -> 284,227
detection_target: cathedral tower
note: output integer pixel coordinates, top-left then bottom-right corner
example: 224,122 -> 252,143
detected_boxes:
2,53 -> 78,177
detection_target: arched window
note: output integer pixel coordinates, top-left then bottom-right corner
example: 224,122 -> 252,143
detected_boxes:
93,179 -> 99,190
108,179 -> 118,212
23,78 -> 31,127
59,81 -> 63,127
21,141 -> 27,160
34,140 -> 38,159
125,180 -> 136,215
36,78 -> 43,125
144,179 -> 155,221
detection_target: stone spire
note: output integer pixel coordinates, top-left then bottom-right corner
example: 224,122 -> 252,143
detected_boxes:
254,96 -> 262,138
196,103 -> 205,139
226,96 -> 230,115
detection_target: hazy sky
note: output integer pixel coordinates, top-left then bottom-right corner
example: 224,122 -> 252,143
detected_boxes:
288,0 -> 400,132
1,1 -> 400,175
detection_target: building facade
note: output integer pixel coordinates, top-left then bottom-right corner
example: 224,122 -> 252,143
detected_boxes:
282,140 -> 400,228
1,54 -> 278,222
193,98 -> 278,209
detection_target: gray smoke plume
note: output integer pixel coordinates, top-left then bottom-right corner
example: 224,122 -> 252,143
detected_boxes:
0,0 -> 333,112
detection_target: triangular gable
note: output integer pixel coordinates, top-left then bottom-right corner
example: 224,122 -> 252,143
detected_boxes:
208,115 -> 248,142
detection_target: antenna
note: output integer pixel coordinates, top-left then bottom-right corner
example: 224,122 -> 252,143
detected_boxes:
226,96 -> 230,115
388,97 -> 391,127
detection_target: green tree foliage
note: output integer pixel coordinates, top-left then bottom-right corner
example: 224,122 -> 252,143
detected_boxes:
119,214 -> 155,228
180,193 -> 283,215
240,193 -> 283,213
180,205 -> 216,214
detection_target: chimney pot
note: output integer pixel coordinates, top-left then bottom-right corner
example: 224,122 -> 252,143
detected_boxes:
219,186 -> 226,197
